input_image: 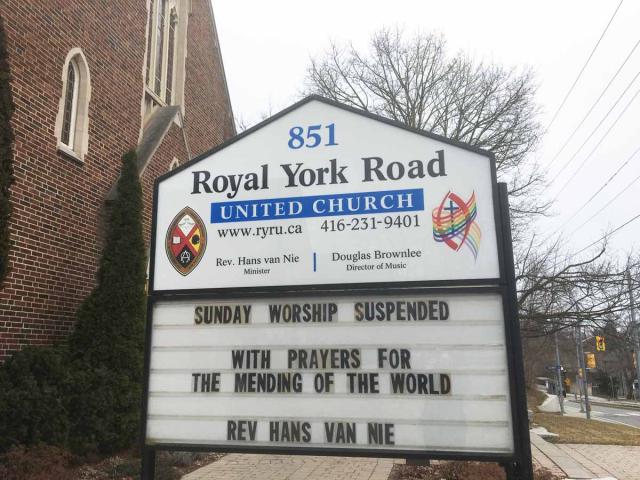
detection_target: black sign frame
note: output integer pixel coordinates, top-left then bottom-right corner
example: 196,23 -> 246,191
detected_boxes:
140,97 -> 532,480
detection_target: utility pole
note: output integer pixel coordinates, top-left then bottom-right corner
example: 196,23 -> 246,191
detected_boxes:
628,270 -> 640,401
574,326 -> 584,412
577,323 -> 591,419
555,331 -> 565,414
609,375 -> 615,400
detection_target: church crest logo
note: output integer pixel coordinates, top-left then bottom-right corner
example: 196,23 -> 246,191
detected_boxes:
166,207 -> 207,276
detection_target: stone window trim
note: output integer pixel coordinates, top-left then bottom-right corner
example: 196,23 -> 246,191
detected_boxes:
169,157 -> 180,171
55,48 -> 91,163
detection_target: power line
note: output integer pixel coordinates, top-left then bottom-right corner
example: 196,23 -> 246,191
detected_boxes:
571,171 -> 640,234
551,83 -> 640,201
572,211 -> 640,257
545,0 -> 624,132
539,141 -> 640,251
538,146 -> 638,248
555,143 -> 640,231
576,144 -> 640,211
550,67 -> 640,183
547,37 -> 640,168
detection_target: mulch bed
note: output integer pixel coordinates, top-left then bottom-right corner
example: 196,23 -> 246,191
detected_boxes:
0,445 -> 224,480
389,461 -> 563,480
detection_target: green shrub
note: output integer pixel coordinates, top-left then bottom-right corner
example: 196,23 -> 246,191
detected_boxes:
0,150 -> 147,455
66,366 -> 143,454
0,346 -> 70,451
68,150 -> 147,453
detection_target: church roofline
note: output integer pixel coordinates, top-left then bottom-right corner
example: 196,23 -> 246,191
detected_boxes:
106,105 -> 189,202
207,1 -> 236,137
155,94 -> 495,186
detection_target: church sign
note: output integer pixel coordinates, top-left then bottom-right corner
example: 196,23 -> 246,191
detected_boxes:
152,100 -> 500,290
141,96 -> 532,480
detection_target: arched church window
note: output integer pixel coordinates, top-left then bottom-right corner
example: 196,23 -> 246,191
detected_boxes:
154,0 -> 167,95
60,60 -> 79,148
165,8 -> 178,104
56,49 -> 91,162
144,0 -> 188,120
145,0 -> 154,83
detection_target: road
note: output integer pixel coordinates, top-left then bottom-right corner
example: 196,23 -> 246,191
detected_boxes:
564,398 -> 640,428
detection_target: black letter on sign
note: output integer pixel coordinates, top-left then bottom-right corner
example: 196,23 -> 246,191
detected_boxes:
427,150 -> 446,177
194,306 -> 203,324
192,171 -> 212,194
227,421 -> 237,440
440,374 -> 451,394
440,301 -> 449,320
362,157 -> 385,182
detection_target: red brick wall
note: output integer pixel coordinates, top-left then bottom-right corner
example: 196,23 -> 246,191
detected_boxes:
0,1 -> 233,361
184,0 -> 235,156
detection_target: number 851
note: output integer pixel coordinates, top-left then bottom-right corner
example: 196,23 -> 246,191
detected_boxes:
288,124 -> 338,149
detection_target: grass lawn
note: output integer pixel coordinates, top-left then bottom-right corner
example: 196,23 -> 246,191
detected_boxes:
528,388 -> 547,410
533,412 -> 640,445
528,388 -> 640,446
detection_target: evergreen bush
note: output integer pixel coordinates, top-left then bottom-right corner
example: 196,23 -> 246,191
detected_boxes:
0,346 -> 71,452
68,150 -> 147,453
0,16 -> 15,284
0,151 -> 147,454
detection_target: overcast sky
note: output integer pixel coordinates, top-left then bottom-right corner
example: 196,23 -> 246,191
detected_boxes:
212,0 -> 640,262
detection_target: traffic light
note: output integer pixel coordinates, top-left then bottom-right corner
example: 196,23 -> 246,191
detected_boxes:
586,352 -> 596,369
596,335 -> 606,352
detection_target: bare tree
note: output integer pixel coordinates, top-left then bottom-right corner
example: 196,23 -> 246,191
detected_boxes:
235,102 -> 278,133
521,253 -> 640,389
305,27 -> 640,342
304,28 -> 547,232
517,238 -> 640,336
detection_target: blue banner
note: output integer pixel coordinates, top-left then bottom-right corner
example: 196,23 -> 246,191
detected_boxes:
210,188 -> 424,223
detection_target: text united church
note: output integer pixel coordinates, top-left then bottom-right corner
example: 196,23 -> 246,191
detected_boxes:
191,151 -> 447,221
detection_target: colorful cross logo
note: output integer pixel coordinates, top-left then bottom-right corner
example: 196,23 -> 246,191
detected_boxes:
432,191 -> 481,260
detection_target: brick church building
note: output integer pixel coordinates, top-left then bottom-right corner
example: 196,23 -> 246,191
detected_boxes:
0,1 -> 235,361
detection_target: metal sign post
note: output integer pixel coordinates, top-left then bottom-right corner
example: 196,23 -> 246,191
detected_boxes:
140,96 -> 533,480
496,183 -> 533,480
576,324 -> 591,419
628,271 -> 640,401
554,332 -> 565,414
574,327 -> 584,412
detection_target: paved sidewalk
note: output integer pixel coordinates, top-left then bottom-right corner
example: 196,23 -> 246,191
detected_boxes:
182,454 -> 400,480
583,395 -> 640,411
530,432 -> 595,479
531,439 -> 566,478
558,444 -> 640,480
182,437 -> 640,480
531,431 -> 640,480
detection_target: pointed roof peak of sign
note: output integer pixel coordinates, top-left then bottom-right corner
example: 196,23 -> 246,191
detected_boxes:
157,94 -> 494,184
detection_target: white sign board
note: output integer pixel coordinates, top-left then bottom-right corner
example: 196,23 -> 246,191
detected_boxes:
153,98 -> 500,291
146,293 -> 513,454
143,98 -> 529,468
